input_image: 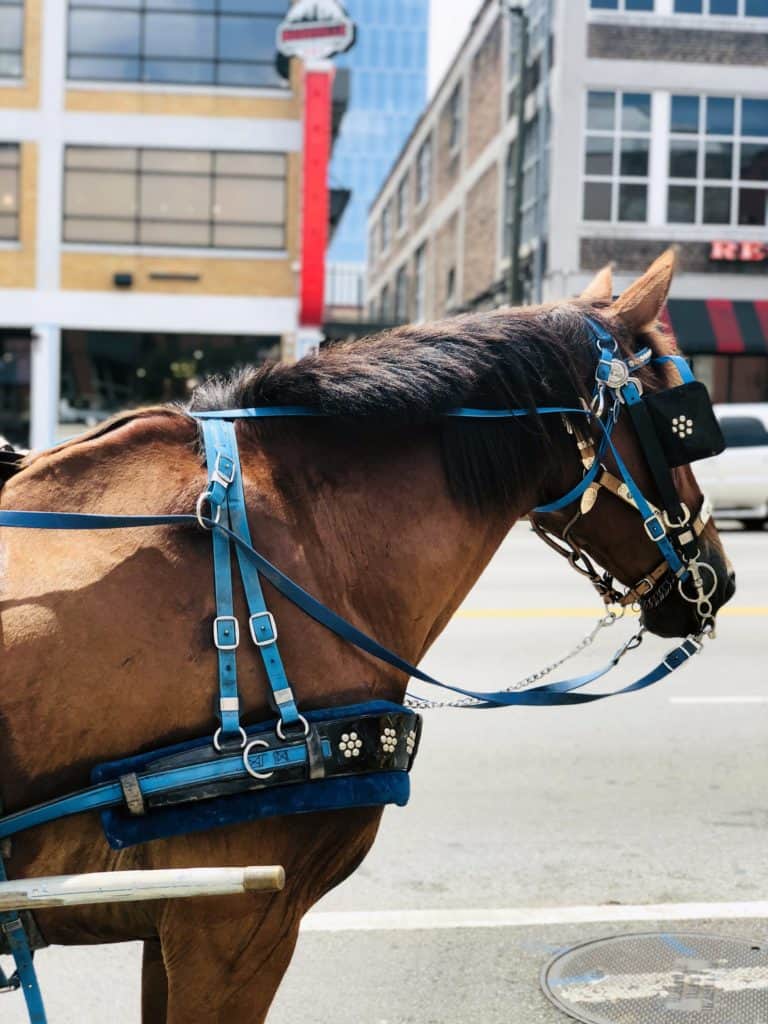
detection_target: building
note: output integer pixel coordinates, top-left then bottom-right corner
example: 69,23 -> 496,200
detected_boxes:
0,0 -> 350,449
325,0 -> 428,316
367,0 -> 768,404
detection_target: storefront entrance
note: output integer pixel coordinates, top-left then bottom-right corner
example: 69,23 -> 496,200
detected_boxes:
60,330 -> 281,439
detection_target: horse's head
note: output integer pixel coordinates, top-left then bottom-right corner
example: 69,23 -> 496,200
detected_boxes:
531,250 -> 735,640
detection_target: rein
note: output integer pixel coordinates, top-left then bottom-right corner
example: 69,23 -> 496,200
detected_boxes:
0,316 -> 724,1023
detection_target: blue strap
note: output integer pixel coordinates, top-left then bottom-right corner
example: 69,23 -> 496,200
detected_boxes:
0,860 -> 46,1023
200,419 -> 242,742
0,509 -> 701,711
653,354 -> 695,384
219,423 -> 302,731
191,406 -> 592,422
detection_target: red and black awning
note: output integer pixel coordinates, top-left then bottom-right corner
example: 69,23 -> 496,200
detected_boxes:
664,299 -> 768,355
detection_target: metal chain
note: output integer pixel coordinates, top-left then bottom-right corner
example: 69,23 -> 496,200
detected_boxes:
405,609 -> 628,710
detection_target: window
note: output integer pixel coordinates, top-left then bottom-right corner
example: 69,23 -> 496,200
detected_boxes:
394,265 -> 408,321
395,176 -> 408,233
63,147 -> 287,249
0,144 -> 20,240
67,1 -> 288,88
413,244 -> 427,321
415,136 -> 432,208
590,0 -> 654,10
447,84 -> 462,153
583,90 -> 651,222
380,201 -> 391,253
673,0 -> 767,14
667,95 -> 768,226
0,1 -> 23,78
719,416 -> 768,447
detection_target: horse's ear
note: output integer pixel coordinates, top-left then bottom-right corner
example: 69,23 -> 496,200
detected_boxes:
581,264 -> 614,303
609,247 -> 677,333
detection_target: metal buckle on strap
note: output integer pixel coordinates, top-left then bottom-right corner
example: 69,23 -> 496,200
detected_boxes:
213,615 -> 240,651
196,490 -> 222,530
211,452 -> 236,488
249,611 -> 277,647
643,513 -> 666,542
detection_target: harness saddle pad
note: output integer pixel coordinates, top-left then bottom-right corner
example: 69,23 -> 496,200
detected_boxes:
92,701 -> 420,850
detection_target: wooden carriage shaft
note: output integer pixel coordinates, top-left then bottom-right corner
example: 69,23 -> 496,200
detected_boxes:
0,866 -> 285,911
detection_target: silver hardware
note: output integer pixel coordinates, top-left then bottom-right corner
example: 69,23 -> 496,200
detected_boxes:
678,561 -> 718,605
276,714 -> 310,741
643,513 -> 666,542
119,773 -> 146,816
671,415 -> 694,439
196,491 -> 221,530
405,729 -> 417,756
272,687 -> 294,706
662,502 -> 691,530
380,728 -> 398,753
219,697 -> 239,713
213,615 -> 240,651
242,739 -> 275,781
212,726 -> 247,752
580,483 -> 599,516
249,611 -> 277,647
339,732 -> 362,758
605,359 -> 630,390
618,376 -> 644,402
211,452 -> 236,487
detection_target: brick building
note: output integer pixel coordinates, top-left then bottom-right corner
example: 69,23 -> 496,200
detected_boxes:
367,0 -> 768,404
0,0 -> 352,449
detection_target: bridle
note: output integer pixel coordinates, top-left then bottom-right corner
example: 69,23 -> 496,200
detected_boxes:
529,316 -> 723,634
0,313 -> 727,1023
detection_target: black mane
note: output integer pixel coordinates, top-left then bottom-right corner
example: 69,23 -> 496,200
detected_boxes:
189,305 -> 604,512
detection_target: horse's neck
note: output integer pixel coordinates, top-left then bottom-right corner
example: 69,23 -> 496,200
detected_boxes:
249,424 -> 520,703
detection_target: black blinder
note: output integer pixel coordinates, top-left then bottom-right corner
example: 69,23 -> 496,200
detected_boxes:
641,381 -> 725,468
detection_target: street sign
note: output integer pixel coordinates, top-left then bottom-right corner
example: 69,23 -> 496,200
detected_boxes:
277,0 -> 356,62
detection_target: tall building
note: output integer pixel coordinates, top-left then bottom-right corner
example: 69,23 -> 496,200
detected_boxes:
0,0 -> 350,449
368,0 -> 768,403
326,0 -> 428,312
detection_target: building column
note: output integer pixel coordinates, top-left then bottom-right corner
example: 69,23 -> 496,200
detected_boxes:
30,0 -> 66,450
29,325 -> 61,450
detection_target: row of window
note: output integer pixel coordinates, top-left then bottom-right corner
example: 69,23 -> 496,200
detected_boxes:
584,91 -> 768,226
591,0 -> 768,13
1,145 -> 288,250
374,244 -> 428,323
371,135 -> 433,261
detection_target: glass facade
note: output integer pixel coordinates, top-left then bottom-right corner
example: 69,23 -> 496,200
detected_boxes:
66,1 -> 289,88
63,146 -> 287,250
328,0 -> 428,266
0,0 -> 23,78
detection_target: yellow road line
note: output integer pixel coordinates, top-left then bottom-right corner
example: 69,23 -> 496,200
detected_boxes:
456,606 -> 768,620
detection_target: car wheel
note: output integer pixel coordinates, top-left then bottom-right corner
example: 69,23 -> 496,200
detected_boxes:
742,519 -> 766,532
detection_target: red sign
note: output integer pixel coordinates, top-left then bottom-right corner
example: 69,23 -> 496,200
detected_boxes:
277,1 -> 355,61
710,240 -> 768,262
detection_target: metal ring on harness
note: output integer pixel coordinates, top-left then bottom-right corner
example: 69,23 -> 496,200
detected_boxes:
276,714 -> 310,741
212,726 -> 247,752
242,739 -> 275,781
678,562 -> 718,605
196,491 -> 221,530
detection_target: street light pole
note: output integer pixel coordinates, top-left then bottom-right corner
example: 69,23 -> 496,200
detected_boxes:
503,2 -> 527,307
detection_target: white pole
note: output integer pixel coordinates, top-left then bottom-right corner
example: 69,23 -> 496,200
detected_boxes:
29,324 -> 61,451
0,866 -> 285,912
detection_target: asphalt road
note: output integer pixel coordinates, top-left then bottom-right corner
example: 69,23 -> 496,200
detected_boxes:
4,522 -> 767,1023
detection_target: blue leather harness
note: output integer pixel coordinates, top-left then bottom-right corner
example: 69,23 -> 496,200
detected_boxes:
0,318 -> 717,1022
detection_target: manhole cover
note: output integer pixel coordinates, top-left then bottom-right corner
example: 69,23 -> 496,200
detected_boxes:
541,932 -> 768,1023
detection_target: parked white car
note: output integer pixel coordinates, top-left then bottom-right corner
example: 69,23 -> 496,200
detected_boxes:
695,403 -> 768,530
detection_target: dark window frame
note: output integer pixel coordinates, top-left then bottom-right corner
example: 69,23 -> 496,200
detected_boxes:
66,1 -> 289,90
62,145 -> 287,251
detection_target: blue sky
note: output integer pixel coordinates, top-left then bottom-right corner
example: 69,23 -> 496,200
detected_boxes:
429,0 -> 480,94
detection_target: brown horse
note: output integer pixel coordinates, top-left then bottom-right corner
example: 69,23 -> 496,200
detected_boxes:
0,251 -> 734,1023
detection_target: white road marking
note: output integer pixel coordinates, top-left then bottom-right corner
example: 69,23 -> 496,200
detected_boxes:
669,696 -> 768,705
302,901 -> 768,934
